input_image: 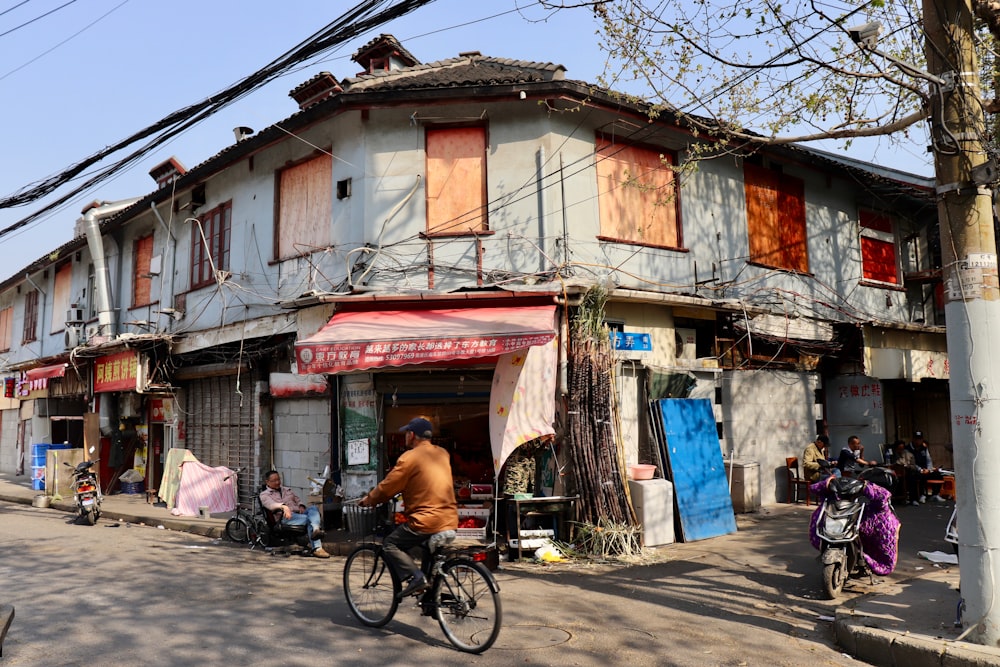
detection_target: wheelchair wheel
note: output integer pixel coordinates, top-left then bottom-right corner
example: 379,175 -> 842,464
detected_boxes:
225,516 -> 251,544
343,544 -> 399,627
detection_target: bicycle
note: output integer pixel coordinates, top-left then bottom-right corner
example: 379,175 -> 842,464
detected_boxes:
223,468 -> 263,546
342,502 -> 502,653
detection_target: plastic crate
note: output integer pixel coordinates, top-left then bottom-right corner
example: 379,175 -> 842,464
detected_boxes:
456,527 -> 487,539
457,508 -> 491,519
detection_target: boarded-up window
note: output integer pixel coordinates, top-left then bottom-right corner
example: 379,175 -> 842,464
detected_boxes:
277,153 -> 333,259
22,289 -> 38,343
595,136 -> 681,247
426,126 -> 487,235
859,208 -> 898,284
50,263 -> 72,333
191,201 -> 232,290
133,234 -> 154,306
0,307 -> 12,351
744,163 -> 808,272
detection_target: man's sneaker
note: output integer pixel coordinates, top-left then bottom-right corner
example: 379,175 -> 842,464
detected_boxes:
398,574 -> 428,599
932,494 -> 946,503
910,501 -> 920,506
312,547 -> 331,559
919,495 -> 927,504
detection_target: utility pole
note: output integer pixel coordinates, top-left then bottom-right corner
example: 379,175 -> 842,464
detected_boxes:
924,0 -> 1000,646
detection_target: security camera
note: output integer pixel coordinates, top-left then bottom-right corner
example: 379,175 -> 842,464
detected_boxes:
846,21 -> 881,49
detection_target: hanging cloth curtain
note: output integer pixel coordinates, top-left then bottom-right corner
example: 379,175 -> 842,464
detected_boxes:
489,336 -> 558,474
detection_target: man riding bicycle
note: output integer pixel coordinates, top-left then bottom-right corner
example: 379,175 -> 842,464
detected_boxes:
359,417 -> 458,598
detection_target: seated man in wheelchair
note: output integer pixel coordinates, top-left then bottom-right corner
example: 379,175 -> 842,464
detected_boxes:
259,470 -> 330,558
360,417 -> 458,597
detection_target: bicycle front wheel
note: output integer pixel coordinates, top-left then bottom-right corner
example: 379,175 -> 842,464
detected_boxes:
435,559 -> 502,653
343,544 -> 399,627
225,516 -> 251,544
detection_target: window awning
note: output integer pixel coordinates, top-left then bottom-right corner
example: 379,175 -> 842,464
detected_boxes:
295,305 -> 557,374
25,363 -> 68,381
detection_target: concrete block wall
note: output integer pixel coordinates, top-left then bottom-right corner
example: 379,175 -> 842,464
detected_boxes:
719,369 -> 821,504
0,409 -> 18,474
271,397 -> 331,500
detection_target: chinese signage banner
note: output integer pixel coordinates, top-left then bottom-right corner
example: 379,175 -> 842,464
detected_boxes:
94,350 -> 140,393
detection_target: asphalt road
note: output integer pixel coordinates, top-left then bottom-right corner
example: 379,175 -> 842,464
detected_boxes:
0,499 -> 955,666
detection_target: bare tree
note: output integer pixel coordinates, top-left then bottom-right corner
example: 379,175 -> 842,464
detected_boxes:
545,1 -> 1000,152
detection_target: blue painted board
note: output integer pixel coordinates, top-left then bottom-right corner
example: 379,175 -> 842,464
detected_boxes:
654,398 -> 736,542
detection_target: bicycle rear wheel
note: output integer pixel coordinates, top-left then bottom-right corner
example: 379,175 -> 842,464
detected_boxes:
435,559 -> 502,653
225,516 -> 251,544
343,544 -> 399,627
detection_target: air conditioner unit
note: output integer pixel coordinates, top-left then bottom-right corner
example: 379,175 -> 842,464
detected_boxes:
66,306 -> 85,325
65,325 -> 82,350
675,328 -> 697,360
84,324 -> 100,342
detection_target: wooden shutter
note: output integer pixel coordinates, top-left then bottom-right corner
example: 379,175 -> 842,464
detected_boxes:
595,136 -> 680,247
426,126 -> 487,235
133,235 -> 154,306
277,154 -> 333,259
745,163 -> 808,272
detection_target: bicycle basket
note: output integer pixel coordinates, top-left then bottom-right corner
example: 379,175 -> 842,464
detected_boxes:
342,501 -> 376,538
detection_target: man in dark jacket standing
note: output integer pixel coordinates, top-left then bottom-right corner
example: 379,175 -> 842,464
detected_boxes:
360,417 -> 458,597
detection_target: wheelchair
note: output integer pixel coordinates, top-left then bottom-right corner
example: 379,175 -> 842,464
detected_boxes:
226,488 -> 316,556
256,495 -> 315,555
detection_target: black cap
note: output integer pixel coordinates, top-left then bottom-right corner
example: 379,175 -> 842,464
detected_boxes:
816,435 -> 830,446
399,417 -> 433,438
913,430 -> 923,438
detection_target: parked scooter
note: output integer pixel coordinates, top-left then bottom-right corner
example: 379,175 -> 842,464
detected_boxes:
64,459 -> 102,525
813,467 -> 898,599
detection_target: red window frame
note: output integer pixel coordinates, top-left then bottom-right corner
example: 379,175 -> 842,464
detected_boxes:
22,289 -> 38,343
859,208 -> 898,284
191,201 -> 232,289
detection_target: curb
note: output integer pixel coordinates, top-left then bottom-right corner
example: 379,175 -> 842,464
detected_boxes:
1,489 -> 361,553
834,612 -> 1000,667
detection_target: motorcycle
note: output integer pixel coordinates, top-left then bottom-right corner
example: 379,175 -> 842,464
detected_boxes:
813,467 -> 897,599
64,459 -> 102,525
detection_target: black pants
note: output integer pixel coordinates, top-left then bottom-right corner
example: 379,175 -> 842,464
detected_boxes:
900,469 -> 921,502
382,523 -> 428,581
919,470 -> 944,496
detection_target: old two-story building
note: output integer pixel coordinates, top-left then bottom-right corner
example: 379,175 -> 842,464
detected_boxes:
0,34 -> 948,515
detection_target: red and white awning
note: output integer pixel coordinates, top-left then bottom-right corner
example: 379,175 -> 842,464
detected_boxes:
25,363 -> 68,381
295,305 -> 557,374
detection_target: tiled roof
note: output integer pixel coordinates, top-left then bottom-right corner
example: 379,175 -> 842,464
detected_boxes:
341,55 -> 565,92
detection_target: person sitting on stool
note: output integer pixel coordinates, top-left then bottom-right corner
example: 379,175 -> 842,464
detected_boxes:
892,440 -> 922,506
259,470 -> 329,558
907,431 -> 945,503
837,435 -> 874,476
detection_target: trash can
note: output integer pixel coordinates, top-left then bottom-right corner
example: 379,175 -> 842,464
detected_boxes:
726,460 -> 760,513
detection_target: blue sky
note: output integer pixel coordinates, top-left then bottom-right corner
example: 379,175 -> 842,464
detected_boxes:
0,0 -> 932,276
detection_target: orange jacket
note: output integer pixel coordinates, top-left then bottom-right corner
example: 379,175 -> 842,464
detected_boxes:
367,440 -> 458,534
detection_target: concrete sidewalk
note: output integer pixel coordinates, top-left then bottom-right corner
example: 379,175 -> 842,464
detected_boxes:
2,472 -> 998,666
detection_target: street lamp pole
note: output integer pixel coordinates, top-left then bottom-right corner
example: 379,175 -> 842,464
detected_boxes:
923,0 -> 1000,647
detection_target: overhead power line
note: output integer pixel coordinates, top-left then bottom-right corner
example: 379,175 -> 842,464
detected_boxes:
0,0 -> 437,240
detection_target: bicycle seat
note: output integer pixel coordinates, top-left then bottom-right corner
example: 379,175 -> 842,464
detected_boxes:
427,530 -> 456,553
